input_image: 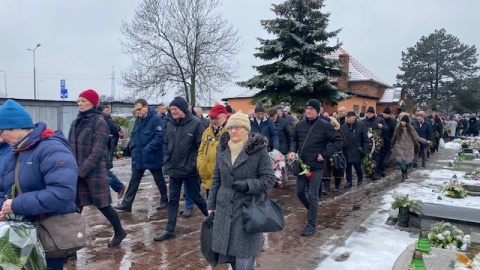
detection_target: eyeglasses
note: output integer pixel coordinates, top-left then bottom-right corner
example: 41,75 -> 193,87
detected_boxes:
135,106 -> 145,111
227,126 -> 244,131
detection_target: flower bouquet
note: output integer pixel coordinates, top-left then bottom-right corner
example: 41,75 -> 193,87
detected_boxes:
114,147 -> 123,159
441,179 -> 468,198
361,155 -> 376,176
295,158 -> 313,180
428,221 -> 466,250
367,128 -> 383,154
464,168 -> 480,180
391,191 -> 424,214
0,221 -> 47,270
113,117 -> 129,128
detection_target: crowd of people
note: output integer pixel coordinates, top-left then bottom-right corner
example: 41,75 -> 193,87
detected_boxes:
0,90 -> 478,269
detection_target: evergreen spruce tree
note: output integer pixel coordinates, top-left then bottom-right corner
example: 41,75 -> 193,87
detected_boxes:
396,29 -> 479,111
238,0 -> 344,109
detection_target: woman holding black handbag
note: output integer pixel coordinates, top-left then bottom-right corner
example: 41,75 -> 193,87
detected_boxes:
207,112 -> 274,270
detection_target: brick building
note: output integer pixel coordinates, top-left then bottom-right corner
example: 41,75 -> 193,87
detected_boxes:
222,47 -> 405,116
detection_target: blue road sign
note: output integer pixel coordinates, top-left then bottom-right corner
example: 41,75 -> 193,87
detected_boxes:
61,89 -> 68,99
60,79 -> 66,90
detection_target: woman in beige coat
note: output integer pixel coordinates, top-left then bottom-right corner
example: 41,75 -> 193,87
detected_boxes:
392,115 -> 430,181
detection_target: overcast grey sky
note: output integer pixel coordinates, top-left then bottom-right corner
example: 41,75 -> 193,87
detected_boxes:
1,0 -> 478,105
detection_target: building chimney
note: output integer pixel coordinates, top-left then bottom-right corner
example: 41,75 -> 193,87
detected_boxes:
337,53 -> 349,91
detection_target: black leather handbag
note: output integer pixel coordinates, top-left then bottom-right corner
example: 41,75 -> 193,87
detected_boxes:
243,194 -> 284,234
332,152 -> 346,169
200,213 -> 218,267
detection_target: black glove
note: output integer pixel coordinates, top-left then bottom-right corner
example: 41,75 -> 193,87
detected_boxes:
232,180 -> 249,192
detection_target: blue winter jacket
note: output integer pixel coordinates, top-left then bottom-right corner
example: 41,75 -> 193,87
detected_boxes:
250,117 -> 279,150
129,107 -> 165,170
0,122 -> 78,219
0,143 -> 11,182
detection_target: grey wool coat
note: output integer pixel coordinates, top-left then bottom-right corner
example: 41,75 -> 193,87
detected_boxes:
392,125 -> 428,164
207,133 -> 275,258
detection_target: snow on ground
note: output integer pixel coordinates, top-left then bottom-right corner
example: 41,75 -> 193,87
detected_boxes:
316,141 -> 480,270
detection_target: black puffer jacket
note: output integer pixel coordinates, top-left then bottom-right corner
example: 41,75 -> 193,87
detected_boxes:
290,117 -> 343,170
273,117 -> 292,155
164,112 -> 205,178
340,120 -> 369,163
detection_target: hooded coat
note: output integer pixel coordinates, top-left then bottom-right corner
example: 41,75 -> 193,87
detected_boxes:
392,124 -> 428,164
68,110 -> 111,208
0,122 -> 78,218
207,133 -> 274,258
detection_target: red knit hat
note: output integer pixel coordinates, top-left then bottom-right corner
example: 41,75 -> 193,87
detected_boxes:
79,89 -> 99,108
208,104 -> 229,117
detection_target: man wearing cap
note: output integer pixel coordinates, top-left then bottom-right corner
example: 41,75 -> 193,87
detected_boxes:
362,106 -> 388,180
250,101 -> 279,151
268,107 -> 292,155
197,104 -> 230,199
379,108 -> 397,176
288,99 -> 342,236
155,96 -> 208,241
115,99 -> 168,212
341,111 -> 369,188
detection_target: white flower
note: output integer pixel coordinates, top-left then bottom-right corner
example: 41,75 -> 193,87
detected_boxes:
443,230 -> 451,236
437,234 -> 445,240
457,235 -> 464,242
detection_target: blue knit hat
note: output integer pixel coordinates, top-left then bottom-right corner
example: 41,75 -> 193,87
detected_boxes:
0,99 -> 34,130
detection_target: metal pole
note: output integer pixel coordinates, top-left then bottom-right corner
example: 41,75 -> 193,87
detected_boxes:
27,44 -> 41,100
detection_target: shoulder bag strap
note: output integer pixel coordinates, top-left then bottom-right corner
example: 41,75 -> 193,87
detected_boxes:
298,118 -> 321,157
14,157 -> 23,195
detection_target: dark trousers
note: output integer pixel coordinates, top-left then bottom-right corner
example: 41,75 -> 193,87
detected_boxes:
166,176 -> 208,232
379,144 -> 392,172
121,167 -> 168,207
414,145 -> 427,165
46,257 -> 64,270
296,169 -> 323,228
345,162 -> 363,185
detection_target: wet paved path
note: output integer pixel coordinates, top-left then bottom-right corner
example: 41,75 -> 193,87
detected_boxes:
65,149 -> 452,269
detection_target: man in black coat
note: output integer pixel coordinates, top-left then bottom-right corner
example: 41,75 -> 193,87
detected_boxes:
412,110 -> 433,167
268,108 -> 292,155
154,96 -> 208,241
341,111 -> 369,188
289,99 -> 343,237
362,106 -> 388,180
379,108 -> 397,176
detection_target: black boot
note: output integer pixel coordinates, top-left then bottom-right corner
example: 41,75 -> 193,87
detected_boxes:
401,170 -> 406,182
405,170 -> 408,179
322,178 -> 330,195
334,178 -> 341,192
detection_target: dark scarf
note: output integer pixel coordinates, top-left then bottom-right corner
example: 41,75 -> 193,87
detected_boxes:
212,124 -> 225,136
78,108 -> 98,119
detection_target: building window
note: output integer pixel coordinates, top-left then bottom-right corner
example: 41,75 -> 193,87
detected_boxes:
354,105 -> 359,114
361,106 -> 366,113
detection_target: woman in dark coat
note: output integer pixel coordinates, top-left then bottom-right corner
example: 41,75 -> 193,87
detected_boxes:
392,115 -> 430,181
207,112 -> 275,270
68,89 -> 127,248
322,117 -> 347,193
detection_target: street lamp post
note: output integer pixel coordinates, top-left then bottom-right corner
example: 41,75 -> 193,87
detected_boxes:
0,70 -> 6,98
27,44 -> 41,100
